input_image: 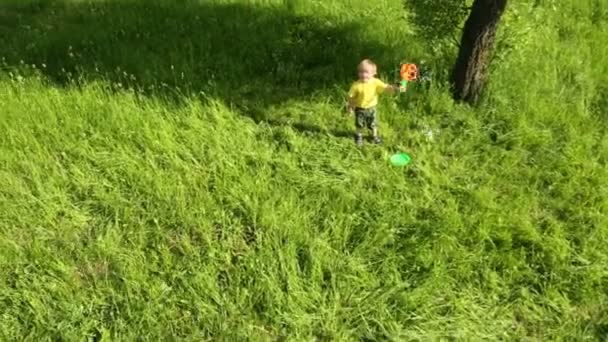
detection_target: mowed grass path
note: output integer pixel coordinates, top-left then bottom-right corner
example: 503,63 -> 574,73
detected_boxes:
1,0 -> 607,340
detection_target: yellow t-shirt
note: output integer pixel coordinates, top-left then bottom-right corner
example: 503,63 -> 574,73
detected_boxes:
348,78 -> 388,109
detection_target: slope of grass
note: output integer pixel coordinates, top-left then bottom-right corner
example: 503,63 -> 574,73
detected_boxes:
1,0 -> 607,340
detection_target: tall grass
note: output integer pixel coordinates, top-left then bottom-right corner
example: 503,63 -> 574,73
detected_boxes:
0,0 -> 607,339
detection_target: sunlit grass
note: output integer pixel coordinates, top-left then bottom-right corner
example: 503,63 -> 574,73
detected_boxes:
0,0 -> 607,339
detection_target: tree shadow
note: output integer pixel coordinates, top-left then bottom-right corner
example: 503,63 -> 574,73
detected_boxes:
0,0 -> 394,124
402,0 -> 467,83
404,0 -> 467,43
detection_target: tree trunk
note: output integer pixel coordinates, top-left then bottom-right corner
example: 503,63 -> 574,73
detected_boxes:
451,0 -> 507,104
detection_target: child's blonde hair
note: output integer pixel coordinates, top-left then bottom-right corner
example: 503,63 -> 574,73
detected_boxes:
358,59 -> 377,75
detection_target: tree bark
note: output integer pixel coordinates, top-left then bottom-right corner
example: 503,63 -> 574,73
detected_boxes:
451,0 -> 507,104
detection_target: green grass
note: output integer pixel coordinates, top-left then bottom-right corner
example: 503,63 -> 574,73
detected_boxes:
1,0 -> 607,340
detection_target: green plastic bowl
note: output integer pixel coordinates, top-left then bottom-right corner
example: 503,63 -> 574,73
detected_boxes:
390,153 -> 411,167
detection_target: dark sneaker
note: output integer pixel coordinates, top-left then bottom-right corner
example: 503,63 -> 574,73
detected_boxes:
373,136 -> 382,144
355,133 -> 363,146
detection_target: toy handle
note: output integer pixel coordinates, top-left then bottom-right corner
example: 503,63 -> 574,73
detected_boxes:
397,79 -> 408,93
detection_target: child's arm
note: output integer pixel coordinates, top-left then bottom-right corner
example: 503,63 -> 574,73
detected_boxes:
346,84 -> 357,114
384,84 -> 399,94
347,97 -> 356,113
378,80 -> 403,95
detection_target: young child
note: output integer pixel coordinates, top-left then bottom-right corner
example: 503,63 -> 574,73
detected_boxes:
347,59 -> 403,145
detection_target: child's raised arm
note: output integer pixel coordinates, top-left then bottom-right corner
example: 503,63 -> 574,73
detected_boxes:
384,84 -> 397,94
384,84 -> 403,94
377,79 -> 404,95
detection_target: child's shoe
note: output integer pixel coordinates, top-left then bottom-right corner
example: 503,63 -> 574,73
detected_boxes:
373,136 -> 382,144
355,133 -> 363,146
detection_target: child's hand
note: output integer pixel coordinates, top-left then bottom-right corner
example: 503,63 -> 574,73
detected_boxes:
386,84 -> 401,94
345,101 -> 355,115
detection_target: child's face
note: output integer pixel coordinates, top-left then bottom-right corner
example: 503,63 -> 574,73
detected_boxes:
358,65 -> 375,82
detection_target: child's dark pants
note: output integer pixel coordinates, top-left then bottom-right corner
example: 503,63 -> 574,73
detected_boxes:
354,107 -> 377,130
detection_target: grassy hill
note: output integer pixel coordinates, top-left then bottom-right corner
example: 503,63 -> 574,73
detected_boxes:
1,0 -> 607,339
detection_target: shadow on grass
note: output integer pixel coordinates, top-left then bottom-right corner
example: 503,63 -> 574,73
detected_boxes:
264,119 -> 354,139
0,0 -> 395,126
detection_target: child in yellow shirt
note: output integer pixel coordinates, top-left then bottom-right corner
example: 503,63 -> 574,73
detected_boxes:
347,59 -> 404,145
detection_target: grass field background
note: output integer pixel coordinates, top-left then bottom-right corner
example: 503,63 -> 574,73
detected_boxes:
1,0 -> 607,340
